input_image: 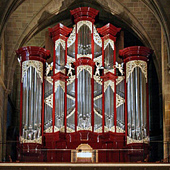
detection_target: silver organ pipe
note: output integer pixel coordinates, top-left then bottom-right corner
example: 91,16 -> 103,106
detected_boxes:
119,46 -> 153,144
16,46 -> 50,144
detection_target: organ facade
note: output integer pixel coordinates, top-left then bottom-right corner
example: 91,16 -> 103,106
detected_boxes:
16,7 -> 153,162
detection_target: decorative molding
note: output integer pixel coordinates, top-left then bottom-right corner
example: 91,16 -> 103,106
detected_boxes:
127,136 -> 150,144
19,136 -> 42,144
55,80 -> 65,92
44,126 -> 53,133
60,126 -> 65,133
67,108 -> 75,119
94,94 -> 102,101
116,126 -> 125,133
66,127 -> 75,133
77,65 -> 92,78
93,25 -> 102,47
116,76 -> 124,85
94,108 -> 102,118
67,75 -> 75,85
94,126 -> 124,133
93,55 -> 102,64
94,127 -> 102,133
45,76 -> 53,85
77,126 -> 92,131
77,54 -> 92,59
104,80 -> 114,92
104,39 -> 114,50
67,25 -> 76,48
104,126 -> 115,133
94,75 -> 102,85
44,126 -> 60,133
67,55 -> 75,64
77,20 -> 92,33
54,126 -> 60,132
44,94 -> 53,108
22,60 -> 43,83
126,60 -> 147,82
55,38 -> 65,50
116,94 -> 125,108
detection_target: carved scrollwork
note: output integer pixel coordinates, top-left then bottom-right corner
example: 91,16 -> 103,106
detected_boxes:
67,75 -> 75,85
20,136 -> 42,144
94,75 -> 102,85
45,76 -> 53,85
93,25 -> 102,47
55,80 -> 65,92
44,126 -> 53,133
44,94 -> 53,108
127,136 -> 149,144
104,39 -> 114,50
67,25 -> 76,48
116,76 -> 124,85
67,55 -> 75,64
66,127 -> 75,133
77,20 -> 92,33
77,126 -> 92,131
116,94 -> 125,108
22,60 -> 43,83
60,126 -> 65,133
44,126 -> 60,133
77,65 -> 92,78
95,126 -> 124,133
104,126 -> 115,133
116,126 -> 125,133
94,127 -> 102,133
55,38 -> 65,50
126,60 -> 147,82
104,80 -> 114,92
93,55 -> 102,64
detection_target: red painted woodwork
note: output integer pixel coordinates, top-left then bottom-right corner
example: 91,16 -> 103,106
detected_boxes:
124,63 -> 128,139
52,72 -> 68,81
70,7 -> 99,23
119,46 -> 153,62
49,23 -> 72,42
73,58 -> 95,67
16,46 -> 50,62
119,46 -> 153,144
16,7 -> 153,163
102,38 -> 105,133
101,73 -> 117,81
97,23 -> 121,37
16,46 -> 50,162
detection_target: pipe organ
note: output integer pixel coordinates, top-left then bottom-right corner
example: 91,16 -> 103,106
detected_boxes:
16,7 -> 153,162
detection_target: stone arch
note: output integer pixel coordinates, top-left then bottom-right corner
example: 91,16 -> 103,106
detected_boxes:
6,0 -> 162,92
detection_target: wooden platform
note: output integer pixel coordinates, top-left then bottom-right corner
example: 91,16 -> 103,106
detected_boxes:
0,163 -> 170,170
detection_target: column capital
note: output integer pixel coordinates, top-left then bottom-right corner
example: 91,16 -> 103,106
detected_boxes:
49,23 -> 72,42
119,46 -> 153,62
97,23 -> 121,39
16,46 -> 50,63
70,7 -> 99,23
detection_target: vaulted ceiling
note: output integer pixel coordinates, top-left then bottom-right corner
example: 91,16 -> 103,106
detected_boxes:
1,0 -> 170,91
